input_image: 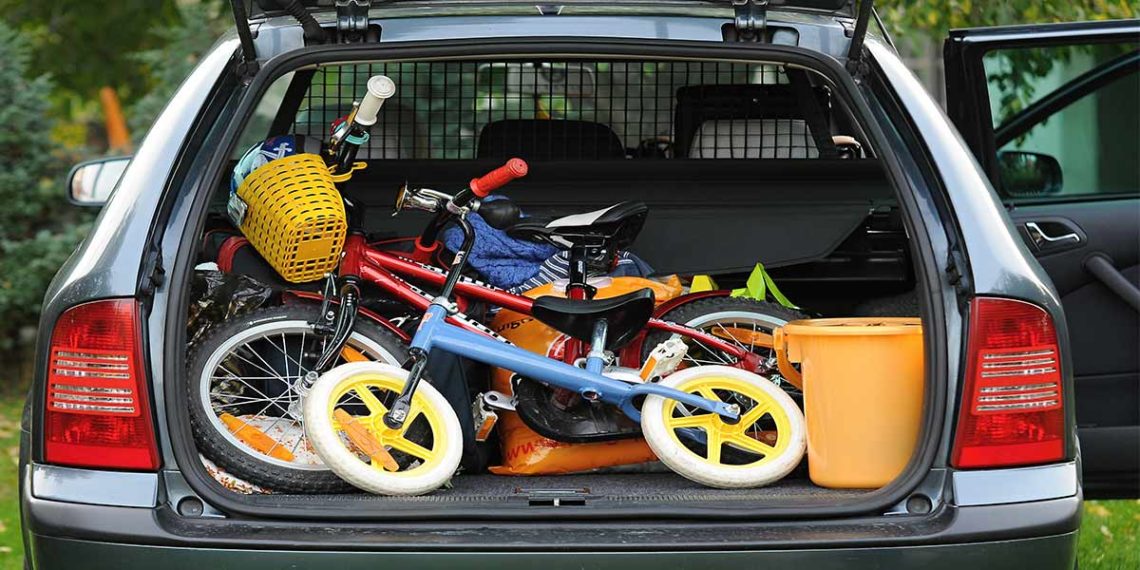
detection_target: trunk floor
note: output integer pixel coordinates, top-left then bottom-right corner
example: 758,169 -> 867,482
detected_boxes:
250,473 -> 873,510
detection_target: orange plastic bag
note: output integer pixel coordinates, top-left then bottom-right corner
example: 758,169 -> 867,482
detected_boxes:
488,276 -> 679,475
488,412 -> 657,475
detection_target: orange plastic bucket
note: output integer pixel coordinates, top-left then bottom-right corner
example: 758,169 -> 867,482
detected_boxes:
773,318 -> 923,489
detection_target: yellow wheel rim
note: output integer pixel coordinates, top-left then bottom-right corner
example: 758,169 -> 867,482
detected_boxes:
661,375 -> 793,468
327,372 -> 449,477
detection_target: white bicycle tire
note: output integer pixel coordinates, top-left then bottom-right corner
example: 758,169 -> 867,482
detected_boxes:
303,362 -> 463,496
641,365 -> 806,489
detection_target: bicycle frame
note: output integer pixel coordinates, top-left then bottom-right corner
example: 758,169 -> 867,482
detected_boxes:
336,233 -> 761,370
410,303 -> 741,423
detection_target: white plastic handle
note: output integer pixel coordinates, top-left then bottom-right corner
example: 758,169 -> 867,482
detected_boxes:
354,75 -> 396,127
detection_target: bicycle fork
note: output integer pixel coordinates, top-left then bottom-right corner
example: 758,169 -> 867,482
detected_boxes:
304,275 -> 363,387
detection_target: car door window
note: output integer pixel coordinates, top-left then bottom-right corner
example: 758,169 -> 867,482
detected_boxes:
982,43 -> 1139,200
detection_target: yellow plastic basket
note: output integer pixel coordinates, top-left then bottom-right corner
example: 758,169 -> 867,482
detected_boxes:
234,153 -> 347,283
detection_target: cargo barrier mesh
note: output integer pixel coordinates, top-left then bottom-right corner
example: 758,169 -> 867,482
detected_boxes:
293,59 -> 844,160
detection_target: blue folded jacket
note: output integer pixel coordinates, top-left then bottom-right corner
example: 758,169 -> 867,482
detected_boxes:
442,197 -> 654,293
441,197 -> 559,290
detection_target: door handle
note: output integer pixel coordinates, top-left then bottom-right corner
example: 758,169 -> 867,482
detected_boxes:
1025,222 -> 1081,248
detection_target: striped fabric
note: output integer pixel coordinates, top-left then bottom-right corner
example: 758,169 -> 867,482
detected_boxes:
509,251 -> 654,295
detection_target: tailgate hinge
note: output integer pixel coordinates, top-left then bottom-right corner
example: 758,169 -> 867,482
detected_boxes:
945,246 -> 972,304
844,0 -> 875,78
336,0 -> 372,43
138,249 -> 166,299
228,0 -> 260,81
731,0 -> 769,42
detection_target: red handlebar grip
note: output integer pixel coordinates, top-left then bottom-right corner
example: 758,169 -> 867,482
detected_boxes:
469,158 -> 528,197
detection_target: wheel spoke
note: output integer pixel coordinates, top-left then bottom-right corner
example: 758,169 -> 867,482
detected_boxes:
229,349 -> 287,383
223,382 -> 297,432
352,387 -> 388,417
686,340 -> 731,365
696,387 -> 720,402
387,436 -> 433,461
727,433 -> 776,456
297,330 -> 308,376
713,322 -> 751,351
290,424 -> 307,456
225,351 -> 276,378
208,392 -> 280,404
752,322 -> 776,352
711,322 -> 774,351
273,332 -> 306,377
242,342 -> 291,386
401,401 -> 425,434
668,413 -> 715,429
212,374 -> 296,381
211,369 -> 281,406
683,356 -> 733,367
738,401 -> 771,428
706,429 -> 723,463
260,414 -> 292,456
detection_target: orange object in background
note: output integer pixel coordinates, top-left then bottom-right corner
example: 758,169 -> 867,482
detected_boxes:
774,318 -> 924,489
487,276 -> 679,475
99,86 -> 132,153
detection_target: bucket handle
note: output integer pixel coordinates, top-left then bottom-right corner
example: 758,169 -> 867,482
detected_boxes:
772,327 -> 803,390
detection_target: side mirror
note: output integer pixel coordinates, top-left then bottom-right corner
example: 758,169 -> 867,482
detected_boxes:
997,150 -> 1063,197
67,156 -> 131,207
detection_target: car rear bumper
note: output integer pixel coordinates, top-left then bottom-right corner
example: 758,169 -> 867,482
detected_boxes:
27,531 -> 1078,569
23,466 -> 1081,570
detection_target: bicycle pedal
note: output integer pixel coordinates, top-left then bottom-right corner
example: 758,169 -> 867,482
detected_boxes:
640,338 -> 689,381
473,392 -> 510,442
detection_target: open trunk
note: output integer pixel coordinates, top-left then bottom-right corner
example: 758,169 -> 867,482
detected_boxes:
168,37 -> 945,521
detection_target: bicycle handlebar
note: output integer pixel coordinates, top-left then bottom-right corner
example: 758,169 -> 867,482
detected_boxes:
469,158 -> 528,197
355,75 -> 396,127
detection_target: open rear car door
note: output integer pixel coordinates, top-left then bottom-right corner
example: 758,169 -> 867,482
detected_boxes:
944,19 -> 1140,498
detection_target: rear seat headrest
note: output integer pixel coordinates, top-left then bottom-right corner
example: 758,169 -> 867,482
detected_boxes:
477,119 -> 626,160
688,119 -> 820,159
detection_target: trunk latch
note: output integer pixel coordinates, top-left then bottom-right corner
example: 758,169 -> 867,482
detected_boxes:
516,487 -> 591,507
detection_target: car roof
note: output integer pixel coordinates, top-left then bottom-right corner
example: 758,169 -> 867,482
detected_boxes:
246,0 -> 855,20
248,2 -> 863,61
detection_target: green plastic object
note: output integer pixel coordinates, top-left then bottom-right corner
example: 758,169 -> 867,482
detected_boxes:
730,263 -> 798,309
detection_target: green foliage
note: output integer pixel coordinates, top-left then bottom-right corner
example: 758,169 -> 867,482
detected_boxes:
880,0 -> 1136,40
880,0 -> 1137,123
0,22 -> 92,351
129,2 -> 230,138
0,0 -> 180,100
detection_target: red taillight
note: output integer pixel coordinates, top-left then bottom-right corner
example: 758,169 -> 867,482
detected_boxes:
43,299 -> 159,470
951,297 -> 1065,469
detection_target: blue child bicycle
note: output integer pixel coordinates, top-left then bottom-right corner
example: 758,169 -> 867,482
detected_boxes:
303,161 -> 806,496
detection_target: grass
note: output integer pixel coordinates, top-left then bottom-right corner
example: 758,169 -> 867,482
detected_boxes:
1079,499 -> 1140,568
0,389 -> 1133,568
0,386 -> 25,570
